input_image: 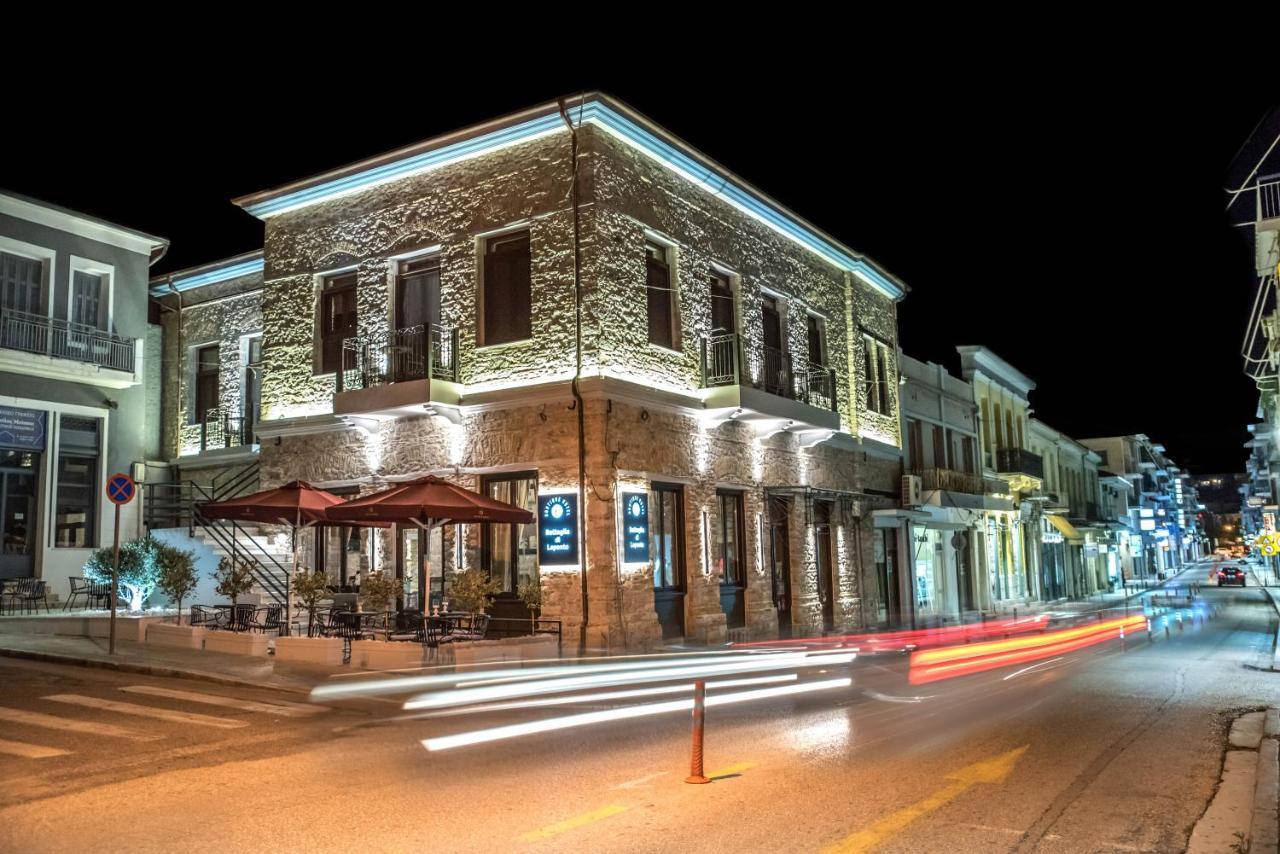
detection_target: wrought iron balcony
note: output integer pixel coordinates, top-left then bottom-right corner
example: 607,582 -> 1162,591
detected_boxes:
340,324 -> 457,393
1259,179 -> 1280,223
914,467 -> 985,495
196,408 -> 255,452
994,447 -> 1044,480
0,307 -> 136,373
699,333 -> 837,412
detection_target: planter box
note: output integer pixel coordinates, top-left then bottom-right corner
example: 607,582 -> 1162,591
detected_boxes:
352,640 -> 424,670
274,636 -> 344,667
447,635 -> 561,667
520,635 -> 560,661
203,631 -> 269,657
146,623 -> 207,651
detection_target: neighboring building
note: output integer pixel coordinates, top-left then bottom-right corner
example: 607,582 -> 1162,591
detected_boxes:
1098,471 -> 1136,583
152,94 -> 911,648
956,346 -> 1042,605
1028,420 -> 1105,599
897,351 -> 1012,625
0,190 -> 168,597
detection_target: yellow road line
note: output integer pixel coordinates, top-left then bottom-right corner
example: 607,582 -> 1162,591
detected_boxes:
517,805 -> 631,842
708,761 -> 757,779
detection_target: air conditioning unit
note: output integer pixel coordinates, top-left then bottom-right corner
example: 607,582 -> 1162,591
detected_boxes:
901,475 -> 922,508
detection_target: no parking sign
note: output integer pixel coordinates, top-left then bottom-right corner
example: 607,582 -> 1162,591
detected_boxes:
104,472 -> 136,655
106,473 -> 136,505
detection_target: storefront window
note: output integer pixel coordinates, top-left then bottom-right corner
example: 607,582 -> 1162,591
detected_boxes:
55,416 -> 99,548
482,471 -> 538,594
913,528 -> 945,621
653,485 -> 684,591
715,490 -> 745,585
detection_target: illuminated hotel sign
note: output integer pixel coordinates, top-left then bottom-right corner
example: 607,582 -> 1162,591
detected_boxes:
538,494 -> 579,566
621,492 -> 650,563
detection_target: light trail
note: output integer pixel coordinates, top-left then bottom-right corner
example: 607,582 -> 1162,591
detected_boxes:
422,677 -> 853,751
403,650 -> 856,711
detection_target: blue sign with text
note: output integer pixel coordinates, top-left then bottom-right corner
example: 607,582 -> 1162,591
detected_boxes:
0,406 -> 45,451
538,494 -> 579,566
622,492 -> 650,563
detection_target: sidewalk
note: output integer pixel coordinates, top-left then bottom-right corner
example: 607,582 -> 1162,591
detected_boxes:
0,631 -> 341,695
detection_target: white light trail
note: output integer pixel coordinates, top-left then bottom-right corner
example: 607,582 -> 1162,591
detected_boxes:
403,651 -> 855,711
422,677 -> 853,751
417,674 -> 798,718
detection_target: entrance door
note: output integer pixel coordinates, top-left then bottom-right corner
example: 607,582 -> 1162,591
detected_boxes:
0,458 -> 38,579
652,483 -> 686,639
814,500 -> 836,632
760,295 -> 788,396
876,528 -> 901,627
767,495 -> 793,638
954,531 -> 974,613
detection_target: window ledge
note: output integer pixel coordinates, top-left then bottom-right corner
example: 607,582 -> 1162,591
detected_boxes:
475,338 -> 533,352
648,342 -> 684,356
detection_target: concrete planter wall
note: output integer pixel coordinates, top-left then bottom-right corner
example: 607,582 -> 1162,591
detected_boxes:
146,623 -> 207,650
352,640 -> 425,670
203,631 -> 269,657
0,614 -> 165,642
274,636 -> 344,666
449,635 -> 561,667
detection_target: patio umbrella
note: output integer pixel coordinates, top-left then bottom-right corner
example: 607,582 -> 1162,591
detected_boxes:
200,481 -> 387,634
324,476 -> 535,611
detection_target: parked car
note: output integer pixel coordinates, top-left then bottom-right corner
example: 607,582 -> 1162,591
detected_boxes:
1216,566 -> 1247,587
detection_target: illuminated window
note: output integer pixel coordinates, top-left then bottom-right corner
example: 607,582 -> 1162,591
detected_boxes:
645,241 -> 678,350
319,272 -> 358,376
481,231 -> 531,346
55,416 -> 99,548
481,471 -> 538,593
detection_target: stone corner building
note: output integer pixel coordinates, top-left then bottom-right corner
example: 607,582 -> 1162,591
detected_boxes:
159,94 -> 910,649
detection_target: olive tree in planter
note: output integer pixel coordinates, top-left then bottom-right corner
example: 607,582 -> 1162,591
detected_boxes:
359,571 -> 403,615
518,577 -> 543,635
213,556 -> 256,631
154,541 -> 198,624
292,570 -> 332,637
448,569 -> 500,615
84,536 -> 163,613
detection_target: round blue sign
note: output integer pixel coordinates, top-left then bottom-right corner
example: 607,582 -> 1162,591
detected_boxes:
106,473 -> 136,505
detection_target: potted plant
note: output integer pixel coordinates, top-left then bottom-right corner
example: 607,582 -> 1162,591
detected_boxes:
275,569 -> 345,667
213,556 -> 256,629
154,540 -> 198,624
518,577 -> 542,635
84,536 -> 163,613
447,569 -> 500,615
292,569 -> 333,638
359,571 -> 403,616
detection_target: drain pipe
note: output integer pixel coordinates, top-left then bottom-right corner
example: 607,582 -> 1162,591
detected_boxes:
559,97 -> 590,654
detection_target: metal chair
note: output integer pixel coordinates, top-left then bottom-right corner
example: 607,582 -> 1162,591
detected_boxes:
189,605 -> 218,628
65,577 -> 93,610
449,613 -> 490,642
0,579 -> 22,615
227,603 -> 256,632
19,579 -> 49,614
251,604 -> 283,635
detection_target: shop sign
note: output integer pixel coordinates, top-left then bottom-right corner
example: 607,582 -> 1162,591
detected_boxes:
538,494 -> 579,566
0,405 -> 46,451
621,492 -> 650,563
1084,544 -> 1099,559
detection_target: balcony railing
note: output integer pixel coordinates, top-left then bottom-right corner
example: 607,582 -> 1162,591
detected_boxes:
340,324 -> 457,392
1260,180 -> 1280,222
700,333 -> 837,412
995,447 -> 1044,480
0,307 -> 136,373
914,467 -> 984,495
197,408 -> 255,452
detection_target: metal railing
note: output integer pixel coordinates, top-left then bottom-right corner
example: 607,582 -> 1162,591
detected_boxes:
339,324 -> 457,392
1260,180 -> 1280,221
0,307 -> 136,372
197,408 -> 255,452
915,467 -> 985,495
699,333 -> 837,412
995,447 -> 1045,479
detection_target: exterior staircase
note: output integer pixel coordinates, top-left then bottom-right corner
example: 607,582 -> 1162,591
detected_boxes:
143,461 -> 291,604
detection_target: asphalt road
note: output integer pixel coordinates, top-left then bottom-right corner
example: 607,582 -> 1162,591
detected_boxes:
0,560 -> 1275,853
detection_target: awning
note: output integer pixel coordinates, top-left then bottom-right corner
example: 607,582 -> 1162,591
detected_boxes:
1046,514 -> 1084,544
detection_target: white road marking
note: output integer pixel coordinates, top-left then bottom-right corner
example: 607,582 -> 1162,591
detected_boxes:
611,771 -> 669,789
0,738 -> 70,759
0,706 -> 157,741
862,689 -> 934,704
43,694 -> 249,729
1002,657 -> 1066,681
119,686 -> 325,717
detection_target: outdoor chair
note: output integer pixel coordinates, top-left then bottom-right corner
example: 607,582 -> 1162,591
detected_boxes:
387,610 -> 423,642
449,613 -> 490,642
189,606 -> 218,628
65,577 -> 93,610
227,603 -> 256,632
251,604 -> 283,635
15,579 -> 49,614
422,616 -> 451,660
0,579 -> 23,615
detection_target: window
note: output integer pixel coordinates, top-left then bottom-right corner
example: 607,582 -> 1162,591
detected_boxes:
396,256 -> 441,331
481,231 -> 531,346
906,418 -> 924,470
71,271 -> 104,329
932,424 -> 947,469
645,241 -> 677,349
1,251 -> 42,315
194,345 -> 219,424
709,272 -> 736,334
862,333 -> 892,415
243,336 -> 262,437
807,315 -> 826,367
319,272 -> 358,375
481,471 -> 538,594
315,484 -> 369,586
715,490 -> 745,586
652,483 -> 685,590
55,416 -> 99,548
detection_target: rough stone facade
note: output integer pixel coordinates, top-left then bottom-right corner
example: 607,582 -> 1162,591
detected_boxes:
192,116 -> 905,648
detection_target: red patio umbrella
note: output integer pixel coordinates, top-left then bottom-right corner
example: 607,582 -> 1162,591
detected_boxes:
324,476 -> 535,612
200,481 -> 388,633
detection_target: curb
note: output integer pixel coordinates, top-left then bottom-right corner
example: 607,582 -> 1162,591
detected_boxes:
1189,709 -> 1279,854
0,646 -> 310,696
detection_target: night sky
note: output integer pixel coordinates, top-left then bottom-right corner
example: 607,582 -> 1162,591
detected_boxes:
1,82 -> 1268,474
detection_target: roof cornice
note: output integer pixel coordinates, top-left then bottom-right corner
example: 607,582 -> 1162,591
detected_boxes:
0,190 -> 168,257
231,93 -> 906,300
149,250 -> 265,296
